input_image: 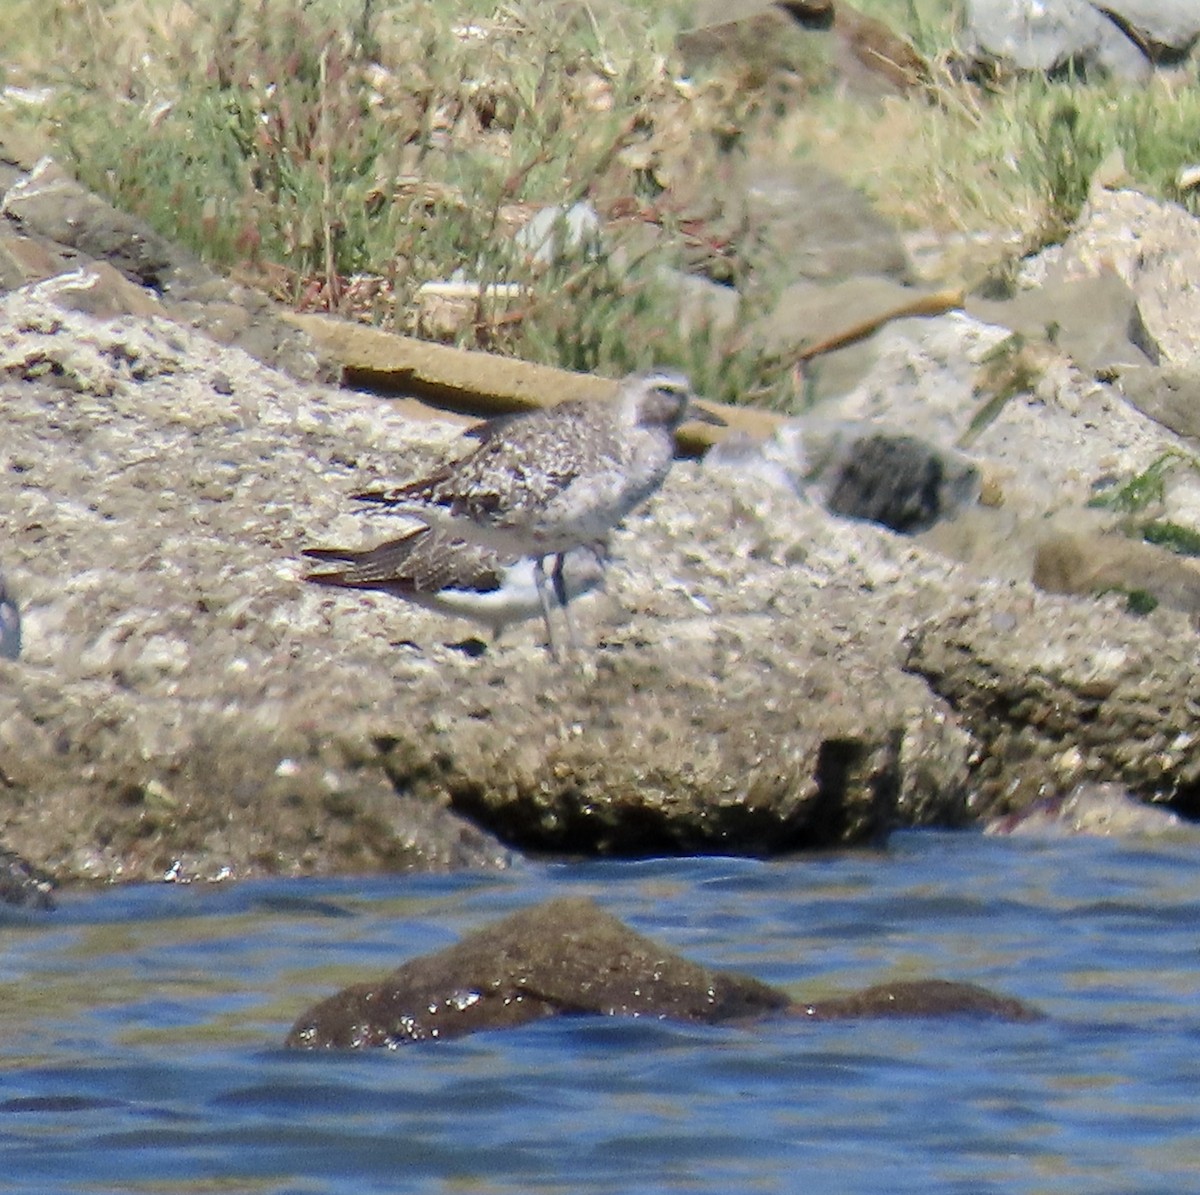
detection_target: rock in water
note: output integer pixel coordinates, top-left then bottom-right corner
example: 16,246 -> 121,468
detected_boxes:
285,896 -> 790,1049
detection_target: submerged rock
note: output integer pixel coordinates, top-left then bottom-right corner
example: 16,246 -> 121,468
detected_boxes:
286,897 -> 1040,1050
798,979 -> 1042,1022
285,896 -> 791,1049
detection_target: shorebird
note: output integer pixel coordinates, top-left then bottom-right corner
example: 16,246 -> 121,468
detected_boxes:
0,572 -> 20,662
304,530 -> 608,650
350,369 -> 723,646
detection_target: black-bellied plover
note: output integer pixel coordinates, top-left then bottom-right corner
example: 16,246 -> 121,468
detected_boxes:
350,369 -> 722,646
0,571 -> 20,662
304,530 -> 607,650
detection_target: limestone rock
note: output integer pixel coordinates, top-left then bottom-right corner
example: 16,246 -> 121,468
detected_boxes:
1033,530 -> 1200,615
906,599 -> 1200,819
986,781 -> 1188,836
962,0 -> 1199,79
1038,189 -> 1200,368
1116,365 -> 1200,438
0,144 -> 334,383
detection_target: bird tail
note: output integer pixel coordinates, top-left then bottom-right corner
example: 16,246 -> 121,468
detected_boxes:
302,527 -> 432,588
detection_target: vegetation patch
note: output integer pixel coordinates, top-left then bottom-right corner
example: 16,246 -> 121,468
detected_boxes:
1141,520 -> 1200,557
4,0 -> 1200,407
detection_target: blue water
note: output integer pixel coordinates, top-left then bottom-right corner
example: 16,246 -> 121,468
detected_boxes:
0,830 -> 1197,1194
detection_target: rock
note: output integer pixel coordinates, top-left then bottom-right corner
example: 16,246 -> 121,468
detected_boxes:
0,220 -> 70,291
0,141 -> 334,383
1117,365 -> 1200,436
821,1 -> 929,95
665,156 -> 911,294
680,0 -> 927,97
750,276 -> 963,400
0,846 -> 54,911
12,269 -> 1200,880
906,599 -> 1200,820
706,421 -> 981,534
285,896 -> 792,1048
817,306 -> 1198,588
965,269 -> 1153,378
702,432 -> 802,495
654,267 -> 741,338
0,570 -> 18,662
513,202 -> 602,265
1023,189 -> 1200,369
1033,530 -> 1200,615
961,0 -> 1199,79
30,261 -> 165,320
3,157 -> 178,288
1096,0 -> 1199,61
815,313 -> 1012,447
986,780 -> 1188,836
737,159 -> 911,286
822,431 -> 980,534
385,645 -> 914,855
0,284 -> 982,880
797,979 -> 1042,1021
679,1 -> 838,91
11,130 -> 1200,886
285,896 -> 1038,1049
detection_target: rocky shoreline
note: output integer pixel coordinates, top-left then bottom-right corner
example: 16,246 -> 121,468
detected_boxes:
5,105 -> 1200,895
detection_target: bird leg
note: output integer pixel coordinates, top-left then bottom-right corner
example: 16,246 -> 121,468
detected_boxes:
550,551 -> 581,656
533,555 -> 563,661
550,551 -> 569,607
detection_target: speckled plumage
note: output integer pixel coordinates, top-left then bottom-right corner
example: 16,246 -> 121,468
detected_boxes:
352,370 -> 720,558
304,530 -> 608,641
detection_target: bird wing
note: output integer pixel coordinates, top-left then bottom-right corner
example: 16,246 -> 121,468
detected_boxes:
354,405 -> 590,521
304,529 -> 509,594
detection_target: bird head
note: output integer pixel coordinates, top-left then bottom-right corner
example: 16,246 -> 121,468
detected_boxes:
624,370 -> 725,431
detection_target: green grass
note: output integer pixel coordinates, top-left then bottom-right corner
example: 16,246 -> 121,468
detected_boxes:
1142,521 -> 1200,557
3,0 -> 1199,407
1087,451 -> 1198,514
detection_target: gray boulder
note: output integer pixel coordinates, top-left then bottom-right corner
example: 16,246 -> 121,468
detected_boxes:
1101,0 -> 1200,55
963,0 -> 1199,79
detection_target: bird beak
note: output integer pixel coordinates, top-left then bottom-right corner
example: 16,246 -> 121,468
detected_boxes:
687,403 -> 727,427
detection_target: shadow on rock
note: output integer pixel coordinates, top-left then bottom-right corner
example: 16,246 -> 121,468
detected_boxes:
285,897 -> 1040,1050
